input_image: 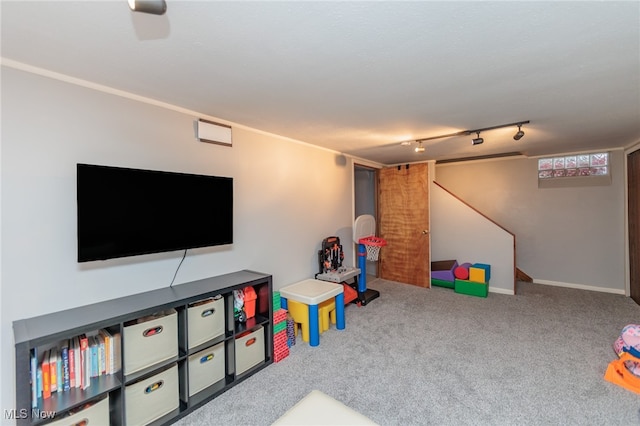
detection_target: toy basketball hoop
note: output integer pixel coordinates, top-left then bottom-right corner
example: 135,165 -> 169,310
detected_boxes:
358,236 -> 387,261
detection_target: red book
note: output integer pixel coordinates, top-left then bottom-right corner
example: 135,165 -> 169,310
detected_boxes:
41,349 -> 51,399
73,336 -> 81,388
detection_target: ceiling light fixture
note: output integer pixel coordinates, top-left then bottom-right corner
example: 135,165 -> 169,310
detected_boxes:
472,132 -> 484,145
415,141 -> 425,153
513,124 -> 525,141
402,120 -> 530,151
128,0 -> 167,15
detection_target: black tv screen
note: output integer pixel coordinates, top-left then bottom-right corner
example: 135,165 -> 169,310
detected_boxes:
77,163 -> 233,262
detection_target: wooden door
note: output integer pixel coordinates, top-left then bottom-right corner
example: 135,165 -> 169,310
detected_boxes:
629,149 -> 640,304
378,163 -> 430,287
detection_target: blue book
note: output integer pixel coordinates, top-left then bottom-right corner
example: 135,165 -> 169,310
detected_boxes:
36,366 -> 42,400
90,336 -> 99,378
61,341 -> 70,391
30,349 -> 38,407
56,351 -> 62,393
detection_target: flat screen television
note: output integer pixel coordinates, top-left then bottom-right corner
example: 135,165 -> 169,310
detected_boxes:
77,163 -> 233,262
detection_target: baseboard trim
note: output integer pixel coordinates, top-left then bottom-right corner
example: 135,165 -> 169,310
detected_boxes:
533,279 -> 625,295
489,287 -> 515,296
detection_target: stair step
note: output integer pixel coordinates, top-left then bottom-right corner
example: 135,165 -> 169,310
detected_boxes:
516,268 -> 533,283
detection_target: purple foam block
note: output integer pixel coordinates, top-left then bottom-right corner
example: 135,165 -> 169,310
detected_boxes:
431,260 -> 458,282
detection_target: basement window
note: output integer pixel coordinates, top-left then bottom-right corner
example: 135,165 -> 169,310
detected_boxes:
538,152 -> 611,188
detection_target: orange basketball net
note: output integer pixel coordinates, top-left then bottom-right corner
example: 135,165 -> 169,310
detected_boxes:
358,236 -> 387,261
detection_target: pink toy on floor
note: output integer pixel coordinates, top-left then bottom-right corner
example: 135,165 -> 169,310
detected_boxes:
613,324 -> 640,377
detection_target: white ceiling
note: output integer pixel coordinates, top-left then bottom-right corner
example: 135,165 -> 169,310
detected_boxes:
2,1 -> 639,165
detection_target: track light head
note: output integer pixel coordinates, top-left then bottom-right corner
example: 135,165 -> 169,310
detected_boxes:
472,132 -> 484,145
513,124 -> 525,141
128,0 -> 167,15
415,141 -> 425,153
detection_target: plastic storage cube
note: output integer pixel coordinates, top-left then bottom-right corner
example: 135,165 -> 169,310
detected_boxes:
235,326 -> 265,375
48,395 -> 109,426
123,309 -> 178,375
469,263 -> 491,283
188,342 -> 225,396
125,364 -> 179,426
188,296 -> 225,349
454,279 -> 488,298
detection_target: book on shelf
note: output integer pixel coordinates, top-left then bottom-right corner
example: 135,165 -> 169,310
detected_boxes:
61,340 -> 70,391
112,331 -> 121,374
56,348 -> 63,393
30,349 -> 38,407
89,335 -> 98,378
36,365 -> 42,401
72,336 -> 81,389
99,329 -> 113,374
49,348 -> 58,393
68,338 -> 75,388
79,334 -> 90,390
96,333 -> 105,376
69,336 -> 78,388
41,349 -> 51,399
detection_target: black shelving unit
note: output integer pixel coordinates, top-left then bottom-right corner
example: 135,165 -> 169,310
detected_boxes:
13,270 -> 273,426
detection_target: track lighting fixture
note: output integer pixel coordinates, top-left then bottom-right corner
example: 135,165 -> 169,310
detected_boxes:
471,132 -> 484,145
401,120 -> 530,152
128,0 -> 167,15
513,124 -> 525,141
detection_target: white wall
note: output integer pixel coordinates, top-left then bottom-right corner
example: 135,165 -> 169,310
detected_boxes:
1,66 -> 354,415
436,154 -> 626,293
430,183 -> 515,295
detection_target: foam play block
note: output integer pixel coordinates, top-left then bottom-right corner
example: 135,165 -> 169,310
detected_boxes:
274,308 -> 288,324
431,278 -> 455,289
431,260 -> 458,282
469,263 -> 491,283
454,279 -> 488,298
274,321 -> 287,334
454,263 -> 472,280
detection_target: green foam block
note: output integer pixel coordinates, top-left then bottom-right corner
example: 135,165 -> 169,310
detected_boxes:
431,278 -> 455,289
454,279 -> 488,298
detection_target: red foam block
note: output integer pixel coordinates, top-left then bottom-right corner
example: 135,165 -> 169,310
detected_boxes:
454,263 -> 472,280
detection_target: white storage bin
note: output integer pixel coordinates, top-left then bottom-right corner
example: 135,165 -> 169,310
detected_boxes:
235,326 -> 265,375
48,395 -> 109,426
123,309 -> 178,375
125,364 -> 179,426
188,296 -> 225,349
188,342 -> 225,396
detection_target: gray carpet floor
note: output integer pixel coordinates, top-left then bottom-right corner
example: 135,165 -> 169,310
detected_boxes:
174,278 -> 640,425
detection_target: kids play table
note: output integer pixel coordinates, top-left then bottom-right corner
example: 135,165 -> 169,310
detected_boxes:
279,279 -> 345,347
